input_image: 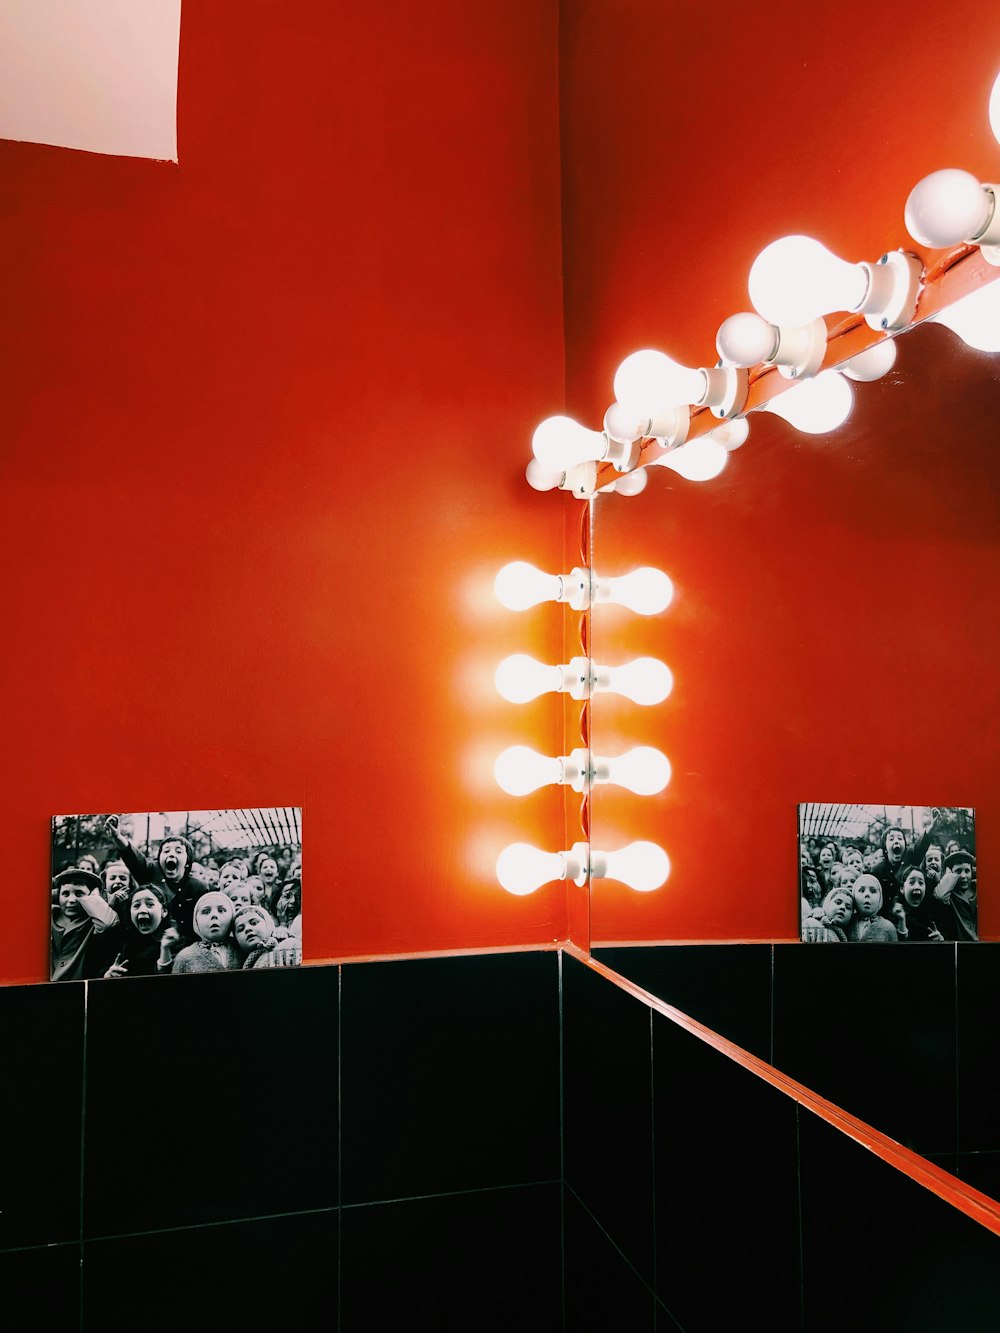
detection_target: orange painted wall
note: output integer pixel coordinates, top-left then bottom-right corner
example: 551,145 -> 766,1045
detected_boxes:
560,0 -> 1000,941
0,1 -> 569,982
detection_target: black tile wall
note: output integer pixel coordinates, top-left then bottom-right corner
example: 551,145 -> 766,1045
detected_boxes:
340,951 -> 559,1204
0,1241 -> 80,1326
0,981 -> 84,1249
652,1012 -> 801,1333
84,966 -> 340,1236
562,1187 -> 660,1332
957,1153 -> 1000,1201
562,952 -> 656,1287
773,943 -> 956,1154
340,1183 -> 561,1331
799,1111 -> 1000,1333
595,944 -> 773,1060
82,1209 -> 339,1333
958,943 -> 1000,1152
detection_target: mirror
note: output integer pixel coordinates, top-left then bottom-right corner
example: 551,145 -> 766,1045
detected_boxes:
586,312 -> 1000,1197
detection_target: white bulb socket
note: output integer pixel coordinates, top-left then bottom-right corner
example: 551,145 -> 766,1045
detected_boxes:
496,840 -> 669,893
604,401 -> 690,449
717,311 -> 827,380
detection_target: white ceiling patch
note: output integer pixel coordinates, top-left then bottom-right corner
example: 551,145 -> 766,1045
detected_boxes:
0,0 -> 181,161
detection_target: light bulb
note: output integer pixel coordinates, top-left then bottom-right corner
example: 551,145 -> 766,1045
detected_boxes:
840,340 -> 897,382
494,562 -> 562,611
596,567 -> 673,615
934,279 -> 1000,351
991,72 -> 1000,145
495,654 -> 564,703
655,437 -> 729,481
763,370 -> 853,434
611,469 -> 648,497
614,350 -> 707,416
597,747 -> 671,796
525,459 -> 563,492
750,235 -> 870,325
600,657 -> 673,705
594,841 -> 670,892
904,169 -> 995,248
496,843 -> 565,895
716,312 -> 779,366
709,418 -> 750,451
494,747 -> 563,796
532,416 -> 608,472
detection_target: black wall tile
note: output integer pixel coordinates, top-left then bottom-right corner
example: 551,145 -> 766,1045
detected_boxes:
653,1013 -> 801,1332
563,953 -> 655,1285
83,965 -> 339,1236
800,1111 -> 1000,1332
958,943 -> 1000,1152
340,1183 -> 560,1331
82,1209 -> 338,1332
0,982 -> 84,1249
595,945 -> 773,1060
340,951 -> 559,1205
956,1152 -> 1000,1202
563,1187 -> 660,1332
773,944 -> 956,1154
0,1243 -> 80,1325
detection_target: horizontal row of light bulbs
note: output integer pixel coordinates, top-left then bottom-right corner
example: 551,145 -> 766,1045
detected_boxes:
493,563 -> 672,895
528,74 -> 1000,492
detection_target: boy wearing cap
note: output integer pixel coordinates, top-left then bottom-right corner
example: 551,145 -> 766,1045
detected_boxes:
103,815 -> 208,947
51,868 -> 120,982
932,849 -> 978,942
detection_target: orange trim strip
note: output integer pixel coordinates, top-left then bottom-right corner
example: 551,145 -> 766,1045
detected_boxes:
565,943 -> 1000,1237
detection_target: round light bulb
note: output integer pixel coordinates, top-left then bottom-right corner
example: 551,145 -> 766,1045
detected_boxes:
525,459 -> 563,492
532,416 -> 607,472
496,843 -> 564,895
991,72 -> 1000,145
612,469 -> 648,497
603,747 -> 671,796
601,567 -> 673,616
604,657 -> 673,705
716,312 -> 778,367
934,279 -> 1000,351
709,418 -> 750,451
601,841 -> 670,892
494,562 -> 561,611
657,437 -> 729,482
494,746 -> 563,796
763,370 -> 853,434
904,169 -> 993,248
749,235 -> 869,326
614,350 -> 706,417
495,654 -> 563,703
603,401 -> 646,443
840,340 -> 897,382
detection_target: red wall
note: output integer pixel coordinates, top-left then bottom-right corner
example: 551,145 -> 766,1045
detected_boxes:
559,0 -> 1000,941
0,1 -> 569,982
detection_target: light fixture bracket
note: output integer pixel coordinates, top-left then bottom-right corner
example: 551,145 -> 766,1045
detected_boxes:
559,461 -> 597,499
975,186 -> 1000,265
857,251 -> 922,332
772,317 -> 828,380
703,364 -> 749,418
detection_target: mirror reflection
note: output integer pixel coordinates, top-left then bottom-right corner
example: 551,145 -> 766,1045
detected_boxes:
587,313 -> 1000,1200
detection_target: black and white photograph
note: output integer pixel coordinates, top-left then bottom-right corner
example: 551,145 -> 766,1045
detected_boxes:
51,807 -> 302,982
799,803 -> 977,944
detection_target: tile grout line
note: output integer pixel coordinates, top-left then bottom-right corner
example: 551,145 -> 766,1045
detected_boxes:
78,980 -> 89,1333
337,963 -> 343,1332
796,1104 -> 805,1333
649,1007 -> 657,1313
954,943 -> 961,1171
558,950 -> 565,1333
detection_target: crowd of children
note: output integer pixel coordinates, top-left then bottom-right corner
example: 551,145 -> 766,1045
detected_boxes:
51,816 -> 302,982
800,812 -> 977,943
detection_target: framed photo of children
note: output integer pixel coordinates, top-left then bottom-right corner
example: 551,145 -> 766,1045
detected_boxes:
798,803 -> 976,944
50,807 -> 303,982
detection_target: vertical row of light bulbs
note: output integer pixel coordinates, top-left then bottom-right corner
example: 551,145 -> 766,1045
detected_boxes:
525,71 -> 1000,497
493,561 -> 674,896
